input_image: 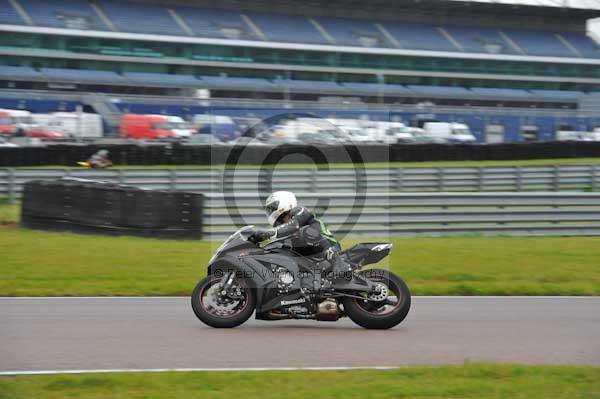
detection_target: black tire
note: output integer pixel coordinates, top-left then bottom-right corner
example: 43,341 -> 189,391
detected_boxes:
191,275 -> 255,328
342,269 -> 411,329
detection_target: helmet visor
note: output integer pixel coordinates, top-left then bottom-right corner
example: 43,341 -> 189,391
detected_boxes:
265,200 -> 280,216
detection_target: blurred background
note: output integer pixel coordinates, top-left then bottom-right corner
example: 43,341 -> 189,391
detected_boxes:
1,3 -> 600,392
0,0 -> 600,148
2,0 -> 600,238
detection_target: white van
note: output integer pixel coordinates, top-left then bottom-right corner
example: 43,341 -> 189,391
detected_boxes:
295,117 -> 349,143
556,130 -> 600,141
258,121 -> 323,144
325,118 -> 377,143
373,121 -> 414,144
422,122 -> 476,143
33,112 -> 104,139
146,115 -> 194,138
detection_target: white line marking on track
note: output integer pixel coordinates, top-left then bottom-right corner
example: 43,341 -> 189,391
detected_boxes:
0,366 -> 410,376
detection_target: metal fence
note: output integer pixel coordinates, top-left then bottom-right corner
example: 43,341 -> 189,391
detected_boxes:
202,192 -> 600,239
1,164 -> 599,201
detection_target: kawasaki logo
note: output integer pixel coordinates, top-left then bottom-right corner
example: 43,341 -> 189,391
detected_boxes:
281,298 -> 306,306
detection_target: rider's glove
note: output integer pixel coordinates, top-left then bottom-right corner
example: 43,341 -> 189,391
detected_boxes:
249,229 -> 275,243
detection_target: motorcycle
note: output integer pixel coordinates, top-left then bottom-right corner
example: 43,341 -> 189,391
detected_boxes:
77,160 -> 113,169
191,226 -> 411,329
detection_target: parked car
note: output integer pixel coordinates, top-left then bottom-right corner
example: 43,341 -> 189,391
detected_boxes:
555,130 -> 600,141
409,127 -> 445,143
193,114 -> 240,142
297,131 -> 338,145
184,134 -> 227,145
26,128 -> 64,140
0,109 -> 38,136
0,137 -> 18,147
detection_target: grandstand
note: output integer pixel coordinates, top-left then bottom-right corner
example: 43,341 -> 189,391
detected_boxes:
1,0 -> 600,141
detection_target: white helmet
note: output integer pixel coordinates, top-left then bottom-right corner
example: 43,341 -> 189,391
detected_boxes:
265,191 -> 297,226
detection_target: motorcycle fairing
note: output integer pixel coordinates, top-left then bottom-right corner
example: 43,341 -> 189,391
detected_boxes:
206,234 -> 387,317
208,250 -> 317,315
247,252 -> 314,314
341,243 -> 392,268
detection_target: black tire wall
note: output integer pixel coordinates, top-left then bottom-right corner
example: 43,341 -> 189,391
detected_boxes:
2,142 -> 600,166
20,179 -> 204,239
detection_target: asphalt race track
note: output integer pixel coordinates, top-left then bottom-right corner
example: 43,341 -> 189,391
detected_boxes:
1,297 -> 599,373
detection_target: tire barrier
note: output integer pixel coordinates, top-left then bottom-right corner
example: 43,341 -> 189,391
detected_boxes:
20,179 -> 203,239
1,141 -> 600,166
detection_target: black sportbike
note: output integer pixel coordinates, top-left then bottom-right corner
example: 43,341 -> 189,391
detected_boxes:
191,226 -> 411,329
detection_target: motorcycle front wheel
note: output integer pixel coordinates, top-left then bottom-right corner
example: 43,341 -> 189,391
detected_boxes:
342,269 -> 411,329
191,275 -> 255,328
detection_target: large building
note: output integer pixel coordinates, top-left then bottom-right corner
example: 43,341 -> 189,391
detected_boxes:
1,0 -> 600,141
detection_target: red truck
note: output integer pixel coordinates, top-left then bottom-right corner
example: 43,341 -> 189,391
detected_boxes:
119,113 -> 194,139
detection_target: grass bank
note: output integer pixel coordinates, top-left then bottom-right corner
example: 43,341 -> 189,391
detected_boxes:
0,203 -> 18,225
0,364 -> 598,399
1,223 -> 599,296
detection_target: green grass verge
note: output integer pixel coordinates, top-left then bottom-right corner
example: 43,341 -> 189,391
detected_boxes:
1,223 -> 599,296
1,364 -> 598,399
17,157 -> 600,169
0,203 -> 18,225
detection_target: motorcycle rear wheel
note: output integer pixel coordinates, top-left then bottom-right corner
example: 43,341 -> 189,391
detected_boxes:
191,275 -> 255,328
342,269 -> 411,329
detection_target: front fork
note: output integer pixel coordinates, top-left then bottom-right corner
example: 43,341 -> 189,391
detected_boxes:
219,272 -> 243,299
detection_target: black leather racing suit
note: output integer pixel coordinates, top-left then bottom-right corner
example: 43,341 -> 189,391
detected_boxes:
274,206 -> 338,255
256,206 -> 348,277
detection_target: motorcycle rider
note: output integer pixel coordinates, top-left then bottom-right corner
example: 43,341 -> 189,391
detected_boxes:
249,191 -> 352,285
87,149 -> 112,169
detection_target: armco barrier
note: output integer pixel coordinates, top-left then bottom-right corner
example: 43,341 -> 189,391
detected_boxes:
2,164 -> 600,201
20,179 -> 203,239
2,141 -> 600,166
202,192 -> 600,239
16,182 -> 600,239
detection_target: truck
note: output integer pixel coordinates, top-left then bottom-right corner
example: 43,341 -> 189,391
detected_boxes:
422,122 -> 476,143
32,112 -> 103,139
119,114 -> 194,140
